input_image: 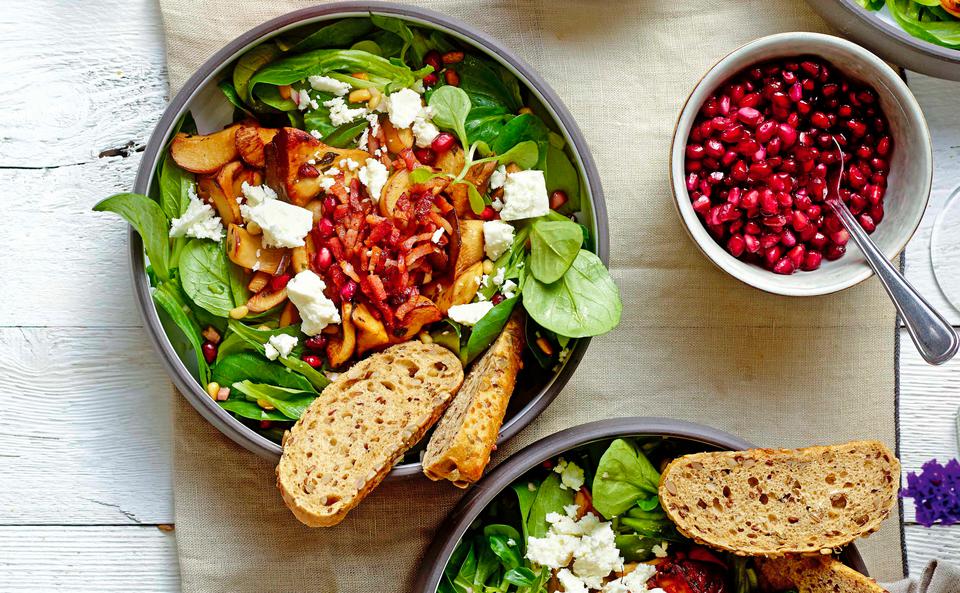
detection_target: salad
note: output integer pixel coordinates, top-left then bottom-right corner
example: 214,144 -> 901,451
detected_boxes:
439,438 -> 780,593
93,14 -> 621,444
857,0 -> 960,49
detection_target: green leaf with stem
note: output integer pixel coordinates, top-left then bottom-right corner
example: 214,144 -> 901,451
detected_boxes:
93,193 -> 171,281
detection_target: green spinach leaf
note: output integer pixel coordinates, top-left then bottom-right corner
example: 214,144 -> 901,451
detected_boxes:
544,142 -> 581,212
218,399 -> 291,421
591,438 -> 661,518
287,18 -> 376,53
231,381 -> 316,420
458,54 -> 522,114
152,280 -> 210,385
492,113 -> 548,162
512,479 -> 539,543
529,220 -> 583,283
233,43 -> 282,103
94,193 -> 170,281
504,567 -> 538,587
217,79 -> 253,117
323,117 -> 369,148
158,149 -> 193,222
370,15 -> 428,64
522,250 -> 621,338
526,473 -> 574,539
213,352 -> 316,393
462,297 -> 518,364
179,239 -> 235,317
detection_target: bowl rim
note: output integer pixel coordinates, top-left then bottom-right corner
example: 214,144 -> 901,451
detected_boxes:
669,31 -> 932,297
129,1 -> 609,474
412,417 -> 870,592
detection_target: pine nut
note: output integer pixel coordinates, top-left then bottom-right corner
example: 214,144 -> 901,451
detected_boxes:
367,89 -> 382,110
257,399 -> 275,410
206,382 -> 220,398
518,107 -> 533,115
418,331 -> 433,344
482,260 -> 495,275
246,221 -> 262,235
229,305 -> 249,319
349,89 -> 372,103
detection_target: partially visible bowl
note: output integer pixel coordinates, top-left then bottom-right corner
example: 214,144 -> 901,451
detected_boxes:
131,2 -> 607,474
413,417 -> 871,592
670,32 -> 931,296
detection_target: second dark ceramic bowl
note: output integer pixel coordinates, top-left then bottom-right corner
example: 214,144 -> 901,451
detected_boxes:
129,3 -> 607,476
413,417 -> 870,592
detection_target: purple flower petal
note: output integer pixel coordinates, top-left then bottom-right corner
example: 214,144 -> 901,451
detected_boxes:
901,458 -> 960,527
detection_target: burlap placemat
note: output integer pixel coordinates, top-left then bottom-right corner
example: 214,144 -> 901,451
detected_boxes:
159,1 -> 905,590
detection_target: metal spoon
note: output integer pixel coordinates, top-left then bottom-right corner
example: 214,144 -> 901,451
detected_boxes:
825,138 -> 958,365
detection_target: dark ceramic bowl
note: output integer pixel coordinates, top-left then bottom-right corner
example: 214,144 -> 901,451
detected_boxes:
807,0 -> 960,81
129,3 -> 606,475
413,417 -> 870,592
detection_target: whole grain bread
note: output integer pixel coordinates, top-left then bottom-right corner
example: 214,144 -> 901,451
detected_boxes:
421,312 -> 524,487
658,441 -> 899,556
276,342 -> 463,527
757,556 -> 889,593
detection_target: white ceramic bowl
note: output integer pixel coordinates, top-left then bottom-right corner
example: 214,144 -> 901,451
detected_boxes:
670,32 -> 932,296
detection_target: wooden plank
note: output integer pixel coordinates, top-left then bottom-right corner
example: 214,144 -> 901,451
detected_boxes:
2,158 -> 147,328
0,0 -> 167,167
0,526 -> 179,592
0,327 -> 173,525
903,72 -> 960,325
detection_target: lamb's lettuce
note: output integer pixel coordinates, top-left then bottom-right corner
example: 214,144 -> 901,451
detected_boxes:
591,439 -> 661,518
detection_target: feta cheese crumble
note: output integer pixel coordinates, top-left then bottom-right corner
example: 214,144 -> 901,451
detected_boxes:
482,220 -> 515,261
526,506 -> 625,592
489,164 -> 507,190
169,184 -> 223,242
554,459 -> 586,491
242,199 -> 313,248
448,301 -> 494,326
384,88 -> 424,129
431,228 -> 445,244
308,75 -> 350,96
501,279 -> 518,300
500,169 -> 550,221
263,334 -> 298,361
324,96 -> 367,126
286,270 -> 341,335
412,107 -> 439,148
358,158 -> 388,203
602,564 -> 659,593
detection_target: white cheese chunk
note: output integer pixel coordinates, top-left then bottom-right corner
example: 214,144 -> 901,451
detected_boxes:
241,181 -> 277,208
412,107 -> 439,148
286,271 -> 341,336
556,569 -> 588,593
489,164 -> 507,190
323,96 -> 367,126
308,75 -> 350,96
169,184 -> 223,242
431,228 -> 444,244
295,89 -> 319,111
554,459 -> 585,491
339,158 -> 360,171
263,334 -> 298,361
482,220 -> 515,261
448,301 -> 494,326
244,199 -> 313,248
602,564 -> 659,593
384,88 -> 424,129
572,521 -> 623,589
500,169 -> 549,221
358,158 -> 388,203
501,279 -> 517,300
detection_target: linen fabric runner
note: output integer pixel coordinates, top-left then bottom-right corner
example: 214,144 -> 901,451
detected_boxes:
159,1 -> 906,590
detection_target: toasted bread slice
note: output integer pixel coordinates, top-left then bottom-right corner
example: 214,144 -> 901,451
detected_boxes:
422,312 -> 524,487
276,342 -> 463,527
659,441 -> 899,556
758,556 -> 888,593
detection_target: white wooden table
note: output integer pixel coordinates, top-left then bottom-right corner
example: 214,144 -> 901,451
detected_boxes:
2,1 -> 959,589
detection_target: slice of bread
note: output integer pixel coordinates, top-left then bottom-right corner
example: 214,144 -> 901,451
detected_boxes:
422,311 -> 524,487
658,441 -> 899,556
276,342 -> 463,527
758,556 -> 889,593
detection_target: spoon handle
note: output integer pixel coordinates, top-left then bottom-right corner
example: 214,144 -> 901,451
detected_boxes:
829,200 -> 959,365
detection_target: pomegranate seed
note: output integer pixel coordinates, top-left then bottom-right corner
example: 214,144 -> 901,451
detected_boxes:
301,354 -> 322,368
442,51 -> 465,65
720,125 -> 743,142
550,190 -> 569,210
304,335 -> 328,350
772,257 -> 795,275
778,123 -> 798,147
749,162 -> 772,179
422,72 -> 438,87
871,203 -> 884,223
800,60 -> 821,76
825,243 -> 846,260
788,83 -> 803,102
788,244 -> 806,267
848,165 -> 867,189
741,190 -> 760,210
315,247 -> 333,270
740,92 -> 760,107
686,144 -> 705,160
802,250 -> 823,271
744,234 -> 761,253
424,50 -> 443,72
340,280 -> 357,302
760,190 -> 779,214
728,234 -> 746,257
298,164 -> 320,178
858,213 -> 876,233
270,274 -> 291,292
764,246 -> 782,267
704,139 -> 724,158
870,157 -> 888,172
491,294 -> 505,305
444,69 -> 460,86
414,146 -> 437,165
721,151 -> 738,167
781,229 -> 797,247
810,112 -> 830,129
760,233 -> 780,250
792,210 -> 810,231
830,229 -> 850,246
317,218 -> 335,237
480,206 -> 496,221
202,342 -> 217,364
431,132 -> 456,154
756,120 -> 777,142
719,95 -> 731,115
809,232 -> 829,250
261,420 -> 272,429
876,136 -> 892,156
807,204 -> 822,220
686,173 -> 699,192
730,160 -> 748,181
736,107 -> 762,127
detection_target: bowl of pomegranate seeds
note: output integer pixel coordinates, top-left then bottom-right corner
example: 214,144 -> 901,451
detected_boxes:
671,32 -> 932,296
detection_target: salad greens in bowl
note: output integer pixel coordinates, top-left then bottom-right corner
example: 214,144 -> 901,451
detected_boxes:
92,4 -> 614,472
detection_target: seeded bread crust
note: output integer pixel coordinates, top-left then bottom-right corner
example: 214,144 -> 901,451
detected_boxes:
757,556 -> 889,593
276,342 -> 463,527
422,312 -> 524,488
658,441 -> 899,557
